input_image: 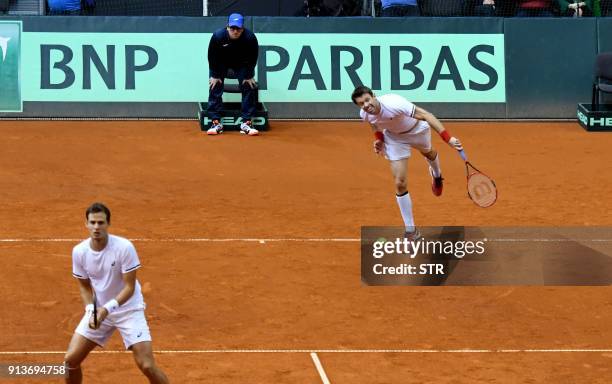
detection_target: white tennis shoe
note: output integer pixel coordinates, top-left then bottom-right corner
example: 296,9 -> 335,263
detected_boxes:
207,119 -> 223,135
240,120 -> 259,136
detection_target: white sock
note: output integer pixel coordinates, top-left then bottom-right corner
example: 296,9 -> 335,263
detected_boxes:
427,154 -> 441,178
396,192 -> 415,233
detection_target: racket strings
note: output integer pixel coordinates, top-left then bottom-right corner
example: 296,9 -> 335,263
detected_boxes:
467,173 -> 497,207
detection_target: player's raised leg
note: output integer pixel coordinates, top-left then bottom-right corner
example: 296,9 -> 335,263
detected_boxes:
390,159 -> 420,239
131,341 -> 170,384
64,333 -> 98,384
421,148 -> 443,196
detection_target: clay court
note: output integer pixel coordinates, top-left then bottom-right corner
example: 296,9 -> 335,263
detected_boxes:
0,120 -> 611,383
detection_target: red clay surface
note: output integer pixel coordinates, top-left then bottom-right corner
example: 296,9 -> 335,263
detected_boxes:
0,121 -> 611,383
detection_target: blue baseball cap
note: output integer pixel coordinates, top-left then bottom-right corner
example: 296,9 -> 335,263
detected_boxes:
228,13 -> 244,28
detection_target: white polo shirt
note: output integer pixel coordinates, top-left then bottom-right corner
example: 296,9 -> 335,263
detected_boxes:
72,234 -> 145,313
360,93 -> 425,135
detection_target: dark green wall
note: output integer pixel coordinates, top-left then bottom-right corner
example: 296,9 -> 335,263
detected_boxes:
504,18 -> 597,118
598,18 -> 612,52
0,16 -> 609,119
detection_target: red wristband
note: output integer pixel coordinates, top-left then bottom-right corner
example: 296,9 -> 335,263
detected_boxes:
440,130 -> 451,143
374,131 -> 384,142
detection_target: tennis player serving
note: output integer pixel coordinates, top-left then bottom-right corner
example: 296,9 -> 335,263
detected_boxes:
64,203 -> 169,384
351,86 -> 463,239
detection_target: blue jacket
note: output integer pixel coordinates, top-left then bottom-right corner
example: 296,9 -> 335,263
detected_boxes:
382,0 -> 418,8
48,0 -> 81,11
207,27 -> 259,79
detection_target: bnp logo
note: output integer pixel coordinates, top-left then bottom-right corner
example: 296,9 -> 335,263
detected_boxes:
0,21 -> 22,112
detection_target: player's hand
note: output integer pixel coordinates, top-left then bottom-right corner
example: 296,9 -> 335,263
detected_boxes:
209,77 -> 222,90
88,308 -> 108,330
242,78 -> 257,89
373,139 -> 385,155
448,137 -> 463,151
88,313 -> 96,329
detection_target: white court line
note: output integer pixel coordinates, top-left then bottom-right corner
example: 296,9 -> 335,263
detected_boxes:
485,239 -> 612,242
0,238 -> 360,243
1,349 -> 611,355
1,238 -> 612,243
310,352 -> 331,384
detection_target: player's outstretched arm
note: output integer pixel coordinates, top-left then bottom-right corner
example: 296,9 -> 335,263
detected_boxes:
413,106 -> 463,151
413,106 -> 444,134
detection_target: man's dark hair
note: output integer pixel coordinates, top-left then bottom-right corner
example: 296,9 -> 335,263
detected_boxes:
351,85 -> 373,104
85,202 -> 111,224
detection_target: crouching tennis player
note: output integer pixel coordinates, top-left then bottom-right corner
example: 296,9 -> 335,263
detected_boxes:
64,202 -> 169,384
351,85 -> 463,239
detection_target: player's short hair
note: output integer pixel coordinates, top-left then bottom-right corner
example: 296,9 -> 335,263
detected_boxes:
351,85 -> 374,104
85,202 -> 111,224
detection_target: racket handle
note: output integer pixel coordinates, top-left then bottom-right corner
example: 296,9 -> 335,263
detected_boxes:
458,149 -> 467,162
92,292 -> 97,328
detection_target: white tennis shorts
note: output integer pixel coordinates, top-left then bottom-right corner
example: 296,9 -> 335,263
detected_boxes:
383,121 -> 432,161
75,309 -> 152,349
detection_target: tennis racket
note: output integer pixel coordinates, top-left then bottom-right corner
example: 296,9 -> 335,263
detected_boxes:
92,291 -> 98,329
458,150 -> 497,208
